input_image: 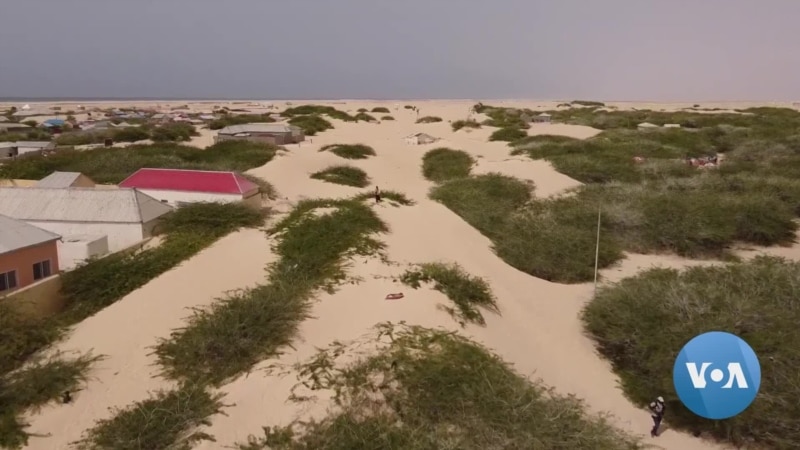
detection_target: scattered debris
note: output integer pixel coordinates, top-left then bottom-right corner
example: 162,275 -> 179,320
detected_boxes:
385,293 -> 404,300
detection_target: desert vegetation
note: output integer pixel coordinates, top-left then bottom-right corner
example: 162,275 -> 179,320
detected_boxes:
583,256 -> 800,448
287,115 -> 334,136
55,123 -> 198,145
451,118 -> 481,131
415,116 -> 442,124
310,165 -> 370,188
421,147 -> 474,182
0,140 -> 277,183
380,115 -> 394,121
371,106 -> 390,113
319,143 -> 376,160
571,100 -> 606,107
0,202 -> 264,447
489,127 -> 527,142
400,263 -> 498,326
426,105 -> 800,282
353,112 -> 376,122
208,113 -> 276,130
281,105 -> 356,122
239,323 -> 640,450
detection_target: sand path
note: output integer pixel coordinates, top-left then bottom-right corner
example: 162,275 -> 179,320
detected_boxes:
22,229 -> 275,450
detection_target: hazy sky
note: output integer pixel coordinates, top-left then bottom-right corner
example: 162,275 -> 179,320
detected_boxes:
2,0 -> 799,101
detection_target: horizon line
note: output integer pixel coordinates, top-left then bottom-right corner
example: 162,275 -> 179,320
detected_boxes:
1,97 -> 798,104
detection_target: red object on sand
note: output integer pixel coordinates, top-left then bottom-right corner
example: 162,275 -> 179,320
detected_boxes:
385,293 -> 404,300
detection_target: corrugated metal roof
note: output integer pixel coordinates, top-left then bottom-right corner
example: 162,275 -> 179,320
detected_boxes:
217,123 -> 294,135
0,187 -> 173,223
36,171 -> 83,188
0,123 -> 31,131
119,168 -> 259,195
0,214 -> 61,254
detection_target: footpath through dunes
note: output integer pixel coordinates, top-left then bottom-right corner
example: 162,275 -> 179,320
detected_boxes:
21,229 -> 275,450
208,105 -> 725,449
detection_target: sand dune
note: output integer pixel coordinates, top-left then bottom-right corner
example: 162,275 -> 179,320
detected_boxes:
17,99 -> 800,449
22,229 -> 274,450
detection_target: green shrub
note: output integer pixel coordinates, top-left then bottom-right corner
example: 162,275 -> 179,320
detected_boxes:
73,383 -> 224,450
319,143 -> 376,160
310,165 -> 370,187
380,115 -> 394,121
451,119 -> 481,131
371,107 -> 390,113
353,189 -> 414,206
150,122 -> 198,142
416,116 -> 442,124
0,354 -> 100,448
403,105 -> 415,110
239,324 -> 640,450
571,100 -> 606,107
22,120 -> 37,127
421,147 -> 474,182
489,127 -> 527,142
112,126 -> 151,142
208,114 -> 276,130
287,115 -> 333,136
0,141 -> 276,183
354,112 -> 376,122
281,105 -> 356,122
400,263 -> 497,325
582,256 -> 800,448
155,197 -> 391,385
356,108 -> 367,113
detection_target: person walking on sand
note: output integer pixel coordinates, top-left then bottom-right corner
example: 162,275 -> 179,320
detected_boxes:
649,396 -> 666,437
374,186 -> 381,204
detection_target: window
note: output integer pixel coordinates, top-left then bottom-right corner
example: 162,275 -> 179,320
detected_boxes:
33,260 -> 51,281
0,270 -> 17,292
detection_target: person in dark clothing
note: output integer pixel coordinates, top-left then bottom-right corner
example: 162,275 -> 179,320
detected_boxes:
375,186 -> 381,203
62,390 -> 72,404
649,396 -> 666,437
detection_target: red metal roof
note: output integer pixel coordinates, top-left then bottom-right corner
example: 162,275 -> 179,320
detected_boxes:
118,168 -> 259,195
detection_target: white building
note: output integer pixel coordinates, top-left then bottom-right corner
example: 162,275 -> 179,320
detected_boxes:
118,168 -> 262,208
404,132 -> 438,145
637,122 -> 660,130
0,187 -> 173,253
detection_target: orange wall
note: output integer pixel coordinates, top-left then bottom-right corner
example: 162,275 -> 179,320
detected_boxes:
0,240 -> 60,292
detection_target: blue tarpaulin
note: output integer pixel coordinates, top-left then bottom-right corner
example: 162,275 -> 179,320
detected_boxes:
43,119 -> 66,126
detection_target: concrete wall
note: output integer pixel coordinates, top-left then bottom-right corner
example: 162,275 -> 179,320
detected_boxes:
134,189 -> 245,208
27,221 -> 145,252
243,192 -> 263,209
0,240 -> 60,292
58,235 -> 109,271
72,174 -> 96,187
0,275 -> 64,318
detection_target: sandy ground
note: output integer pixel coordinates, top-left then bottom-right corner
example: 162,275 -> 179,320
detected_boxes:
16,99 -> 800,450
22,229 -> 274,450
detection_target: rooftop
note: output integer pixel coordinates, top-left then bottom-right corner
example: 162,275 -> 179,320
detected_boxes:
217,123 -> 295,135
118,168 -> 260,195
0,214 -> 61,255
0,123 -> 32,131
0,187 -> 173,223
36,171 -> 91,188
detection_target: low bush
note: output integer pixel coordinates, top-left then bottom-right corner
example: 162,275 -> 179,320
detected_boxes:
356,108 -> 367,113
287,115 -> 333,136
0,354 -> 100,448
380,115 -> 394,121
208,114 -> 276,130
239,323 -> 640,449
489,127 -> 527,142
320,143 -> 376,160
150,122 -> 198,142
400,262 -> 497,325
421,147 -> 473,182
155,197 -> 395,385
415,116 -> 442,124
403,105 -> 415,110
451,119 -> 481,131
354,112 -> 376,122
571,100 -> 606,107
371,107 -> 390,113
353,189 -> 414,206
0,140 -> 277,183
582,256 -> 800,448
310,165 -> 370,187
73,383 -> 224,450
282,105 -> 356,122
